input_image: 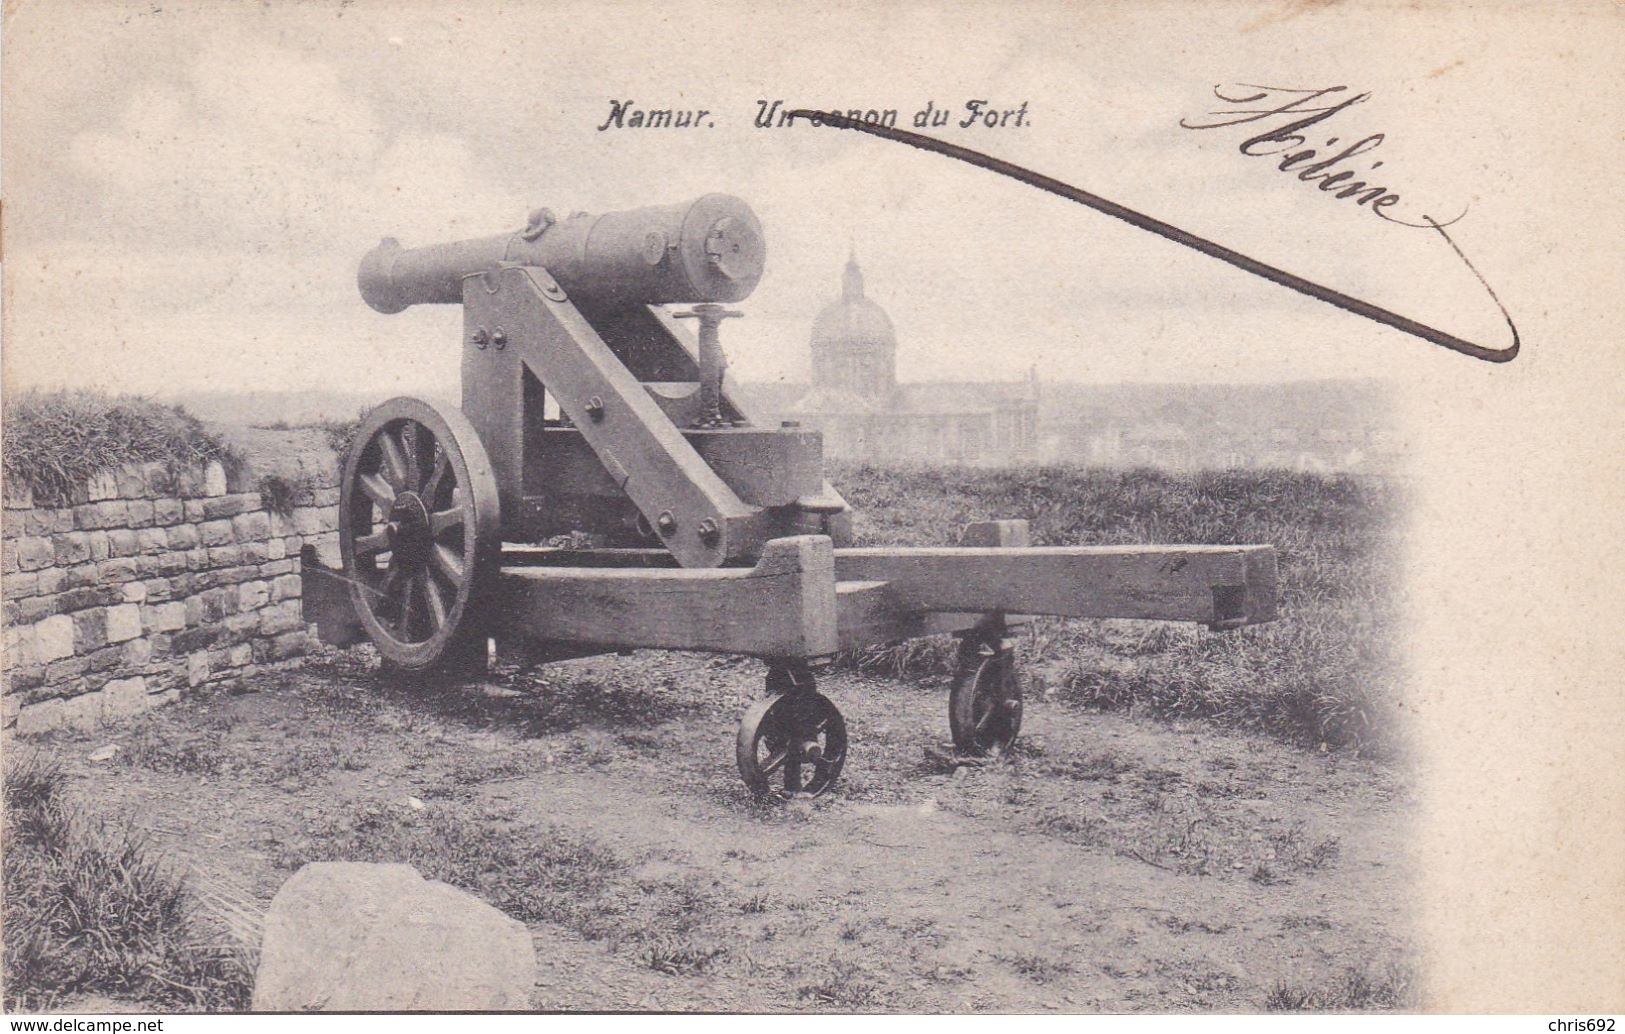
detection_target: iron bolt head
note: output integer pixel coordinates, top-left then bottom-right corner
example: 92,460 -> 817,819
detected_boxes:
697,518 -> 719,545
471,327 -> 489,348
491,327 -> 507,349
656,511 -> 677,536
584,396 -> 606,421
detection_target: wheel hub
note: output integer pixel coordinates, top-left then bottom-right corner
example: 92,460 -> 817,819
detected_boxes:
385,492 -> 432,567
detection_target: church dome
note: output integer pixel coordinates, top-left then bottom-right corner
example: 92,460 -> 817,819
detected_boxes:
811,257 -> 896,350
808,255 -> 898,401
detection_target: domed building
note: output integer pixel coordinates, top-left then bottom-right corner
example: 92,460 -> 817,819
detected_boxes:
783,255 -> 1040,464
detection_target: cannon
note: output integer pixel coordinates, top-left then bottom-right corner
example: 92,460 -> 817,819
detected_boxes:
315,194 -> 1278,800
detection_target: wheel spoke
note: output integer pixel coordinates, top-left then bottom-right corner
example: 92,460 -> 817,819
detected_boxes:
354,529 -> 391,557
359,473 -> 395,510
974,704 -> 998,735
376,566 -> 405,614
402,423 -> 423,489
420,569 -> 448,629
398,572 -> 418,639
431,543 -> 465,583
429,508 -> 464,536
758,749 -> 789,776
421,452 -> 450,504
782,740 -> 803,794
377,432 -> 410,489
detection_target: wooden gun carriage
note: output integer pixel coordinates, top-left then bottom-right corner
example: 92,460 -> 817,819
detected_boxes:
316,194 -> 1278,800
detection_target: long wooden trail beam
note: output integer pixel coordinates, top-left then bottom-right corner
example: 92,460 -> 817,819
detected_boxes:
833,544 -> 1277,628
495,535 -> 839,659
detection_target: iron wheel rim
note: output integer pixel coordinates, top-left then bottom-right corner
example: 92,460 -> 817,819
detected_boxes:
950,646 -> 1023,755
736,691 -> 848,800
338,397 -> 499,669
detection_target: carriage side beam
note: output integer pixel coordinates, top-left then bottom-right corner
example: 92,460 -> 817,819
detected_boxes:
832,544 -> 1277,628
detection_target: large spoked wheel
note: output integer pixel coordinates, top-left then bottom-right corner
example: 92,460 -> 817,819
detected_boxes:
339,397 -> 500,670
736,668 -> 848,801
949,638 -> 1023,756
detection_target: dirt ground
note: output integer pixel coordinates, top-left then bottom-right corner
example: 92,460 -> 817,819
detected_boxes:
34,645 -> 1416,1012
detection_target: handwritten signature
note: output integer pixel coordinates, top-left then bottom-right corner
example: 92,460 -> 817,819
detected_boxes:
1180,84 -> 1464,230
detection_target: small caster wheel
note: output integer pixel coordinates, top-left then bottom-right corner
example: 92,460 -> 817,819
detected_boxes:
949,639 -> 1023,755
736,668 -> 848,800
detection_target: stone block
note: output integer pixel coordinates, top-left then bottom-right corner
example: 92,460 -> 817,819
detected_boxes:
123,636 -> 154,666
37,567 -> 65,596
13,596 -> 55,624
76,501 -> 128,530
145,601 -> 187,633
123,581 -> 148,603
59,585 -> 119,613
167,524 -> 200,550
144,577 -> 173,601
107,529 -> 141,557
266,536 -> 287,560
187,653 -> 211,687
238,540 -> 270,565
227,643 -> 254,667
88,531 -> 111,562
293,507 -> 338,536
35,615 -> 75,663
54,531 -> 92,566
261,600 -> 305,635
106,604 -> 143,643
143,552 -> 190,577
251,863 -> 535,1012
200,519 -> 235,548
61,691 -> 103,731
232,512 -> 271,541
17,536 -> 55,571
102,677 -> 150,719
125,500 -> 155,529
93,558 -> 134,584
115,465 -> 150,499
154,498 -> 184,525
137,528 -> 169,555
73,608 -> 108,651
270,574 -> 303,602
16,698 -> 66,735
3,480 -> 35,510
5,572 -> 39,600
270,630 -> 311,660
204,461 -> 228,497
239,580 -> 271,611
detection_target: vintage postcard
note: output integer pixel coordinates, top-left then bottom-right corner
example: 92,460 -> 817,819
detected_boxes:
2,0 -> 1621,1017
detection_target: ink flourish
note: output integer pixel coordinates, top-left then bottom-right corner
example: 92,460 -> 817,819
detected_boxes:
792,106 -> 1519,364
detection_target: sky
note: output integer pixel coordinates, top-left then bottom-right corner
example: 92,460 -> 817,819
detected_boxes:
0,0 -> 1610,397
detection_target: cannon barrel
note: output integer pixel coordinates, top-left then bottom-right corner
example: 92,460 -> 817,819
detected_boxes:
358,193 -> 766,313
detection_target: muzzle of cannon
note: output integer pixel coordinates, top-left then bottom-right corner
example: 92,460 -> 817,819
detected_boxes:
357,193 -> 766,313
317,189 -> 1279,803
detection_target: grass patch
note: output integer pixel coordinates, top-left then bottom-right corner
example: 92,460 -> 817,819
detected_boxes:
830,462 -> 1407,756
275,801 -> 729,961
256,472 -> 313,518
1,751 -> 253,1011
1265,960 -> 1416,1011
2,389 -> 243,506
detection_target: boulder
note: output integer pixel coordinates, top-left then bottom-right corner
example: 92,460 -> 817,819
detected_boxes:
252,862 -> 535,1011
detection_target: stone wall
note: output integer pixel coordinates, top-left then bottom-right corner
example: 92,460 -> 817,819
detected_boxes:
2,427 -> 342,735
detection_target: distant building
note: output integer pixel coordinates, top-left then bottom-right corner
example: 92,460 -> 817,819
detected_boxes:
783,256 -> 1040,464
